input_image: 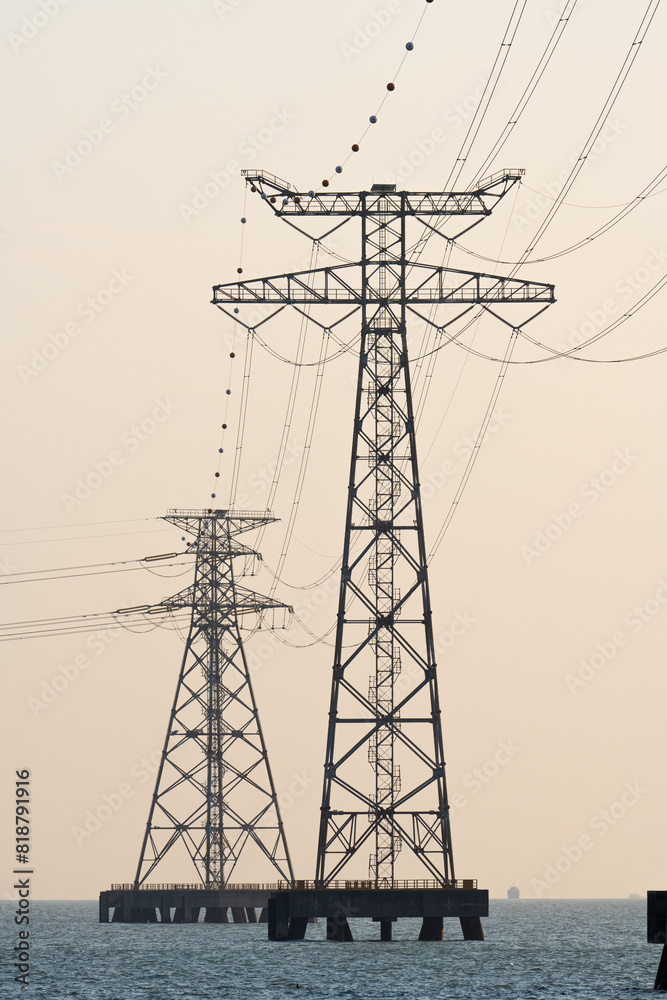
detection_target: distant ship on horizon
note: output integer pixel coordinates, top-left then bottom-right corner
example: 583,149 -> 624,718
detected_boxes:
507,885 -> 520,899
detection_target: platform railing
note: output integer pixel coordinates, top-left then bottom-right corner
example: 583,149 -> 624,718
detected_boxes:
108,878 -> 477,892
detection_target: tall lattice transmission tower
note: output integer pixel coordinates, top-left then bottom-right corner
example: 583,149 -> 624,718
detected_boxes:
213,171 -> 553,889
132,508 -> 295,887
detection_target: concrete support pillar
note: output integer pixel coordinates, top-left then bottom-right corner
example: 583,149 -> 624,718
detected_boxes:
460,916 -> 485,941
268,896 -> 290,941
419,917 -> 443,941
258,907 -> 269,923
327,915 -> 353,941
204,906 -> 228,923
380,920 -> 393,941
655,942 -> 667,990
99,895 -> 109,923
231,907 -> 248,923
159,898 -> 171,923
246,907 -> 258,923
287,917 -> 308,940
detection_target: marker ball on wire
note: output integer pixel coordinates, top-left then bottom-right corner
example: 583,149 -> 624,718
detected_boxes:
369,115 -> 377,123
322,179 -> 330,187
405,42 -> 414,50
234,307 -> 239,313
211,493 -> 216,498
222,423 -> 227,429
226,389 -> 231,395
352,144 -> 359,152
237,267 -> 243,273
386,82 -> 395,91
230,352 -> 235,358
241,217 -> 247,223
215,472 -> 220,478
335,166 -> 343,174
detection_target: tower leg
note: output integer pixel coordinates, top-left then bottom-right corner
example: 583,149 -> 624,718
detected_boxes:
460,916 -> 485,941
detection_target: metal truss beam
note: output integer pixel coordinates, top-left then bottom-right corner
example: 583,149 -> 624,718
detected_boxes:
242,169 -> 526,217
213,262 -> 554,307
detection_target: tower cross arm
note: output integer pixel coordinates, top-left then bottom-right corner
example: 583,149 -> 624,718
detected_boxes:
242,169 -> 525,217
212,262 -> 554,305
234,585 -> 293,616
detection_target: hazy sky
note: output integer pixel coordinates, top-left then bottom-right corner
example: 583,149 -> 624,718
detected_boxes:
2,0 -> 667,901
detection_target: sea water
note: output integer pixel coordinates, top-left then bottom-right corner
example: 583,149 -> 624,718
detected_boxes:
0,898 -> 659,999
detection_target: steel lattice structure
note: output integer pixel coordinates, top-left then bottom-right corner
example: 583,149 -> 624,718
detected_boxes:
213,171 -> 554,887
133,508 -> 295,888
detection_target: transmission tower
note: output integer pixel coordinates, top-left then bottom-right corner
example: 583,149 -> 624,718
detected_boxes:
133,508 -> 295,887
213,172 -> 554,890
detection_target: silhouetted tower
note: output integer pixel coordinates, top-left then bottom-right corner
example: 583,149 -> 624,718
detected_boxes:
213,172 -> 554,888
133,508 -> 294,887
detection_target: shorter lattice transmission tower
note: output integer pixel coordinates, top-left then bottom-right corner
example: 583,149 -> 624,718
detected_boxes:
132,508 -> 295,887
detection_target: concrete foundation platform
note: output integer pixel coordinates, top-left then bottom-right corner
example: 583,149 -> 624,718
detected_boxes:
267,886 -> 488,941
99,885 -> 274,924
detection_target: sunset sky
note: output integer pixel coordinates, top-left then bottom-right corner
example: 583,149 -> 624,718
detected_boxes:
2,0 -> 666,901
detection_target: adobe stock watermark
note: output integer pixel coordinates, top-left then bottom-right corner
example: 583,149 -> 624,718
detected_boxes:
449,739 -> 521,817
71,751 -> 161,847
553,246 -> 667,355
1,556 -> 19,578
339,2 -> 404,63
512,117 -> 627,235
277,771 -> 316,812
179,109 -> 295,223
51,66 -> 169,180
17,269 -> 134,384
530,781 -> 648,896
521,449 -> 638,566
60,397 -> 179,513
421,407 -> 510,502
212,0 -> 248,16
382,78 -> 486,184
545,0 -> 591,28
27,628 -> 122,717
566,579 -> 667,694
8,0 -> 73,53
